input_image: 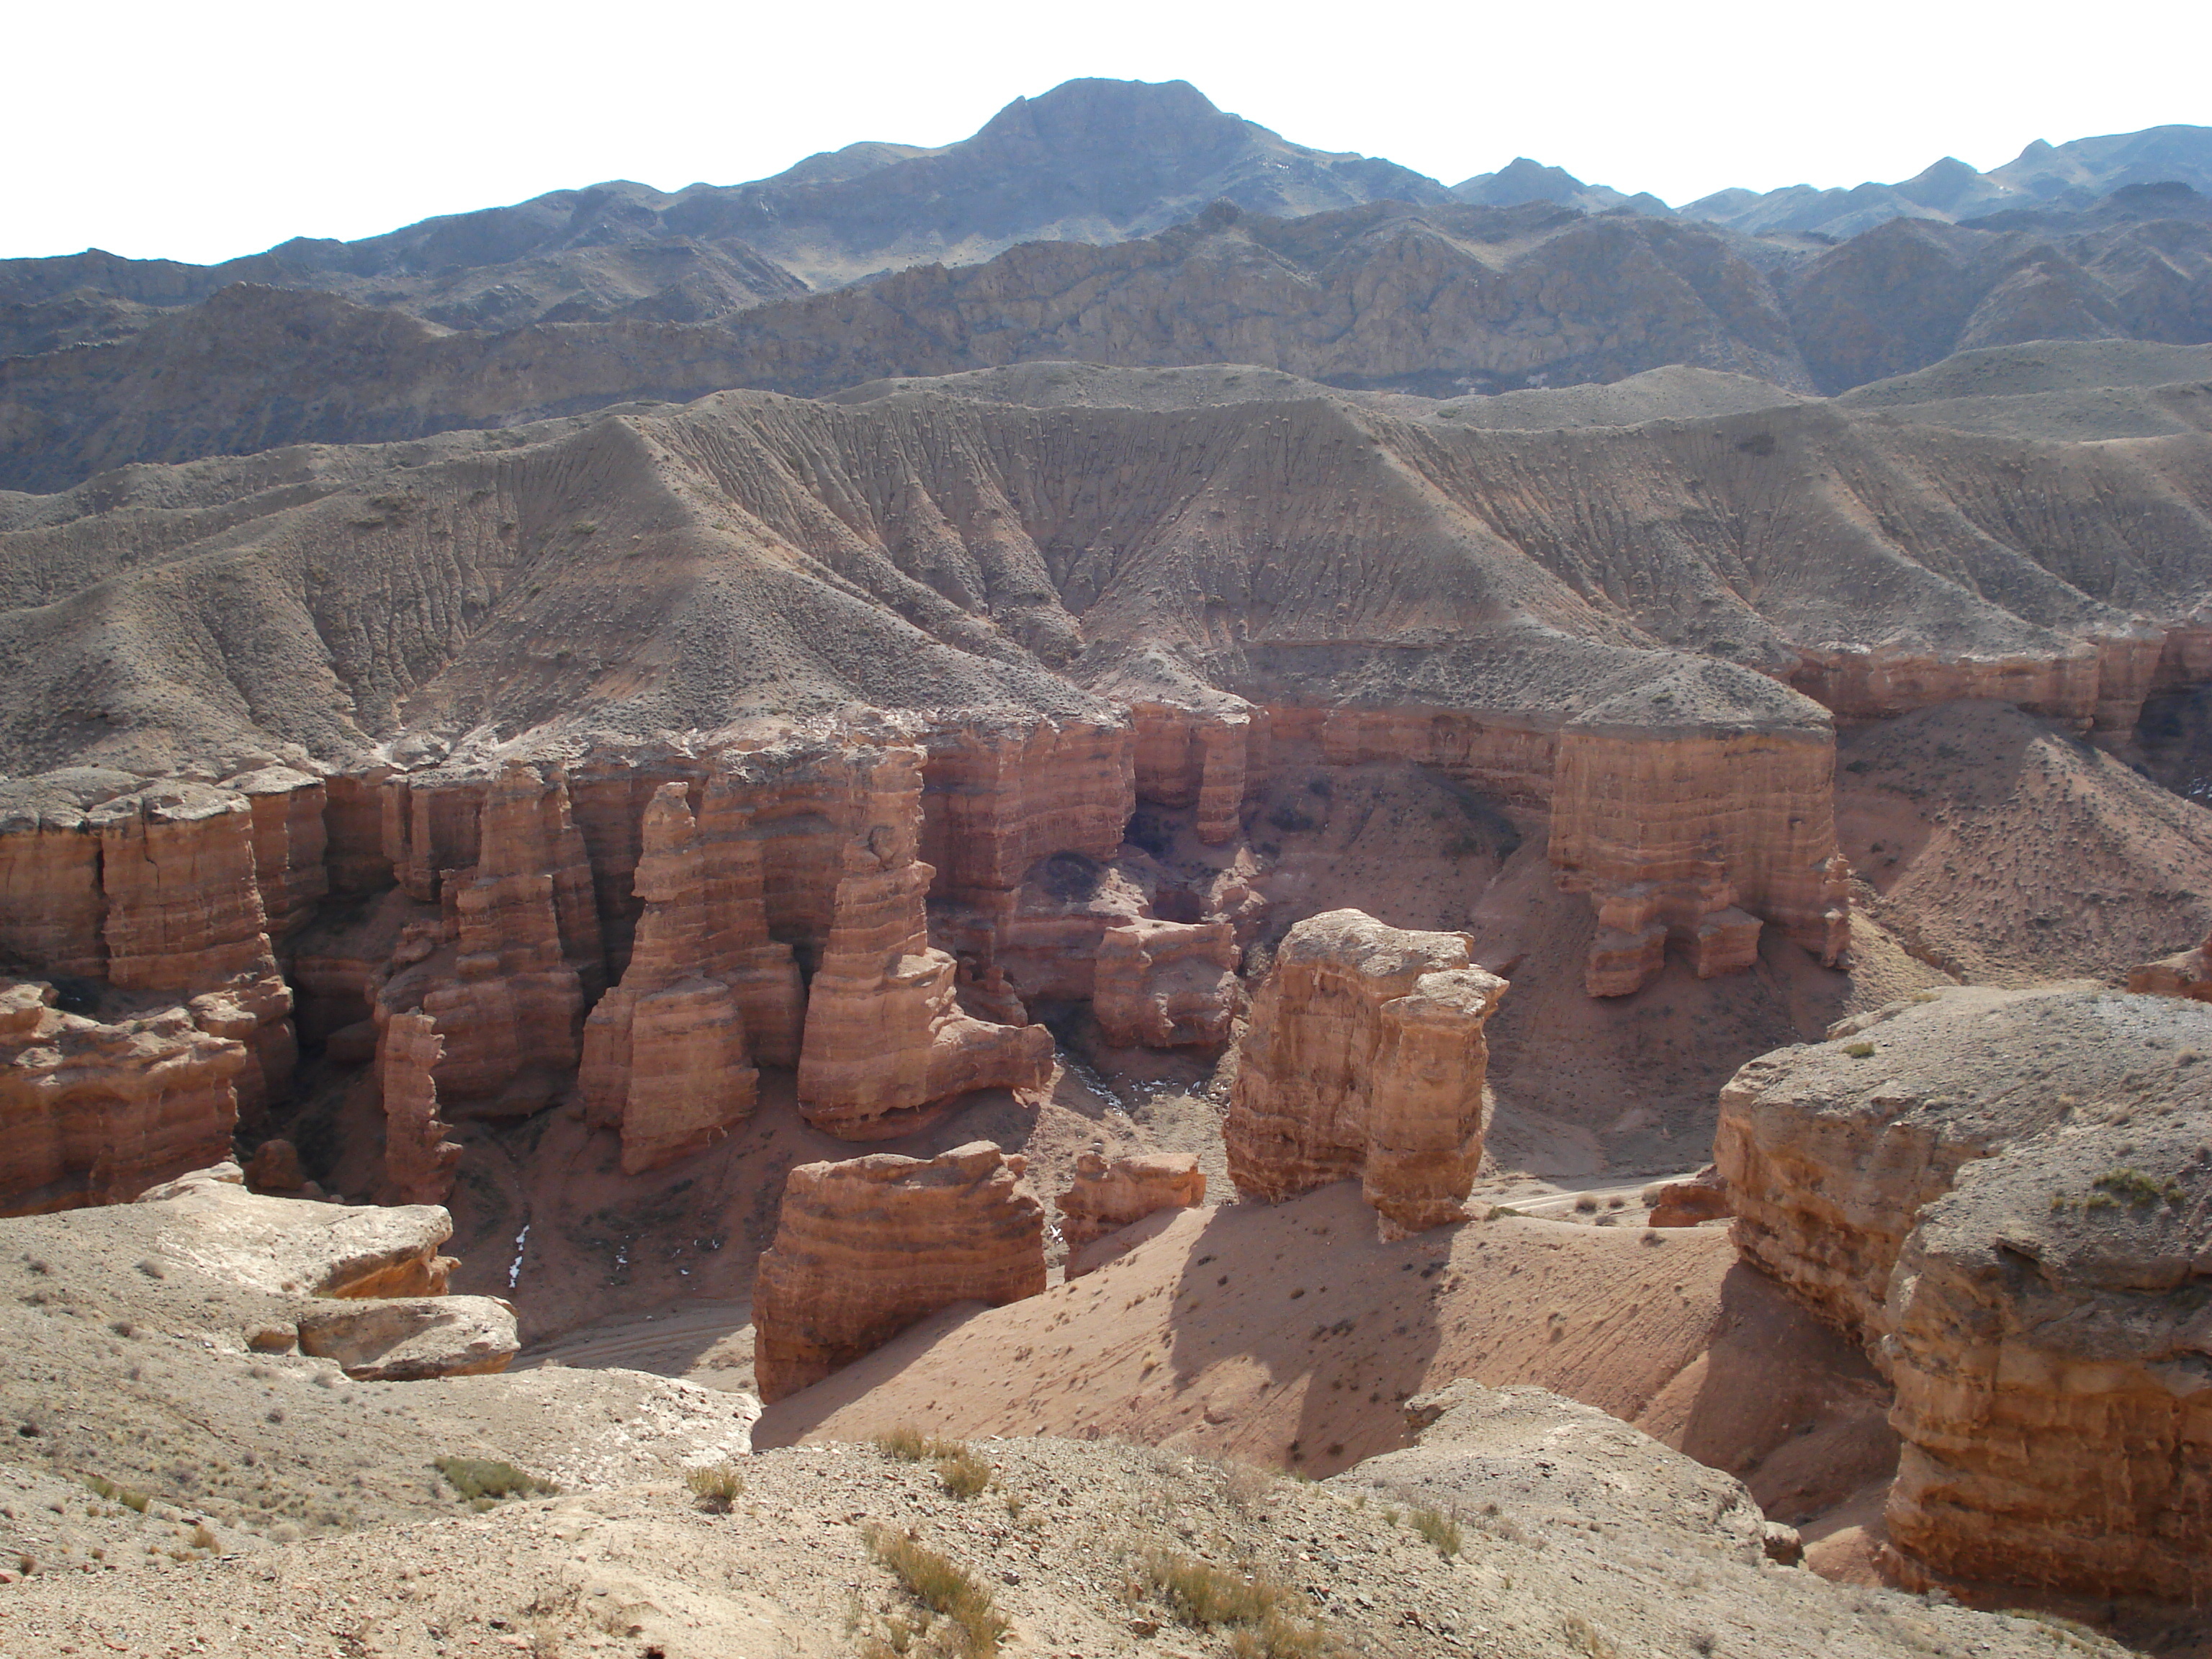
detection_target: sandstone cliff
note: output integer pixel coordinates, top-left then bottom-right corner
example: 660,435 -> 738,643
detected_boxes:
1228,909 -> 1508,1237
1713,985 -> 2201,1346
580,781 -> 786,1172
1884,1116 -> 2212,1601
752,1141 -> 1046,1400
793,748 -> 1052,1137
0,981 -> 247,1214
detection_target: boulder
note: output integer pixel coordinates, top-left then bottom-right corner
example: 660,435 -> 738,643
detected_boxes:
296,1295 -> 520,1380
752,1141 -> 1045,1400
1227,909 -> 1506,1238
135,1166 -> 457,1298
1056,1151 -> 1206,1270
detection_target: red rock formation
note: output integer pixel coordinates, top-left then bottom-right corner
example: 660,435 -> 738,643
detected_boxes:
795,747 -> 1051,1138
752,1141 -> 1046,1400
694,763 -> 809,1066
1551,724 -> 1848,997
0,769 -> 134,978
919,719 -> 1133,904
1787,626 -> 2168,743
91,782 -> 295,1117
1092,919 -> 1240,1048
1130,702 -> 1259,845
385,760 -> 604,1113
1883,1118 -> 2212,1601
1647,1167 -> 1731,1228
1056,1150 -> 1205,1266
580,782 -> 789,1173
1228,909 -> 1509,1238
224,766 -> 329,943
0,979 -> 247,1213
2128,927 -> 2212,1002
379,773 -> 485,903
377,1010 -> 461,1205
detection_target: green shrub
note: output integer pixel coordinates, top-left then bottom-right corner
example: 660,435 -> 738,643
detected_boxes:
1843,1041 -> 1875,1058
432,1456 -> 557,1503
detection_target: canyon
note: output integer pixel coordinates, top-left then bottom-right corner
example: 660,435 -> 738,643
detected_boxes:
5,75 -> 2212,1658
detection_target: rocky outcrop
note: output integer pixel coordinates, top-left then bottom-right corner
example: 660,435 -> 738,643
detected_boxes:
377,1010 -> 460,1206
580,781 -> 799,1172
2128,927 -> 2212,1002
295,1295 -> 520,1380
1227,909 -> 1508,1238
91,782 -> 296,1115
225,767 -> 330,944
1884,1116 -> 2212,1601
0,768 -> 136,979
1092,920 -> 1240,1048
1129,702 -> 1260,845
795,748 -> 1051,1137
1550,721 -> 1848,997
1056,1151 -> 1205,1267
379,760 -> 603,1115
134,1162 -> 457,1297
1712,986 -> 2161,1346
1647,1166 -> 1731,1228
752,1141 -> 1046,1400
0,980 -> 248,1213
1712,985 -> 2212,1596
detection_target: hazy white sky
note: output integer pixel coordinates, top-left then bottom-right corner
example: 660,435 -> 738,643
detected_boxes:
6,0 -> 2206,264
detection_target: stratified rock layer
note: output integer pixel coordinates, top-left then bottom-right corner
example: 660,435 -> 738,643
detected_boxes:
1884,1118 -> 2212,1601
752,1141 -> 1046,1400
0,980 -> 246,1214
580,781 -> 798,1172
1056,1151 -> 1206,1268
1716,986 -> 2154,1345
795,748 -> 1051,1137
1227,909 -> 1507,1237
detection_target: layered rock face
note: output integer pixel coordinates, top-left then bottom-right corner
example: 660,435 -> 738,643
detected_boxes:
90,782 -> 296,1117
1092,919 -> 1241,1048
752,1141 -> 1046,1400
795,748 -> 1052,1137
1228,909 -> 1508,1238
379,760 -> 604,1115
0,768 -> 135,978
580,781 -> 801,1172
0,980 -> 248,1213
1715,985 -> 2149,1345
1884,1118 -> 2212,1600
1550,722 -> 1848,997
1714,986 -> 2212,1597
1129,702 -> 1262,846
1056,1150 -> 1205,1267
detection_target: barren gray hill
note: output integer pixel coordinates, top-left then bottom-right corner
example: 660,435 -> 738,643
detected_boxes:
4,378 -> 2208,778
1836,340 -> 2212,439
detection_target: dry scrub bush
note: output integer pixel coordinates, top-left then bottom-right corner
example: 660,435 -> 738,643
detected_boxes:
684,1461 -> 746,1511
1408,1506 -> 1463,1557
862,1526 -> 1009,1658
1141,1552 -> 1341,1658
1563,1610 -> 1619,1658
874,1427 -> 993,1500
